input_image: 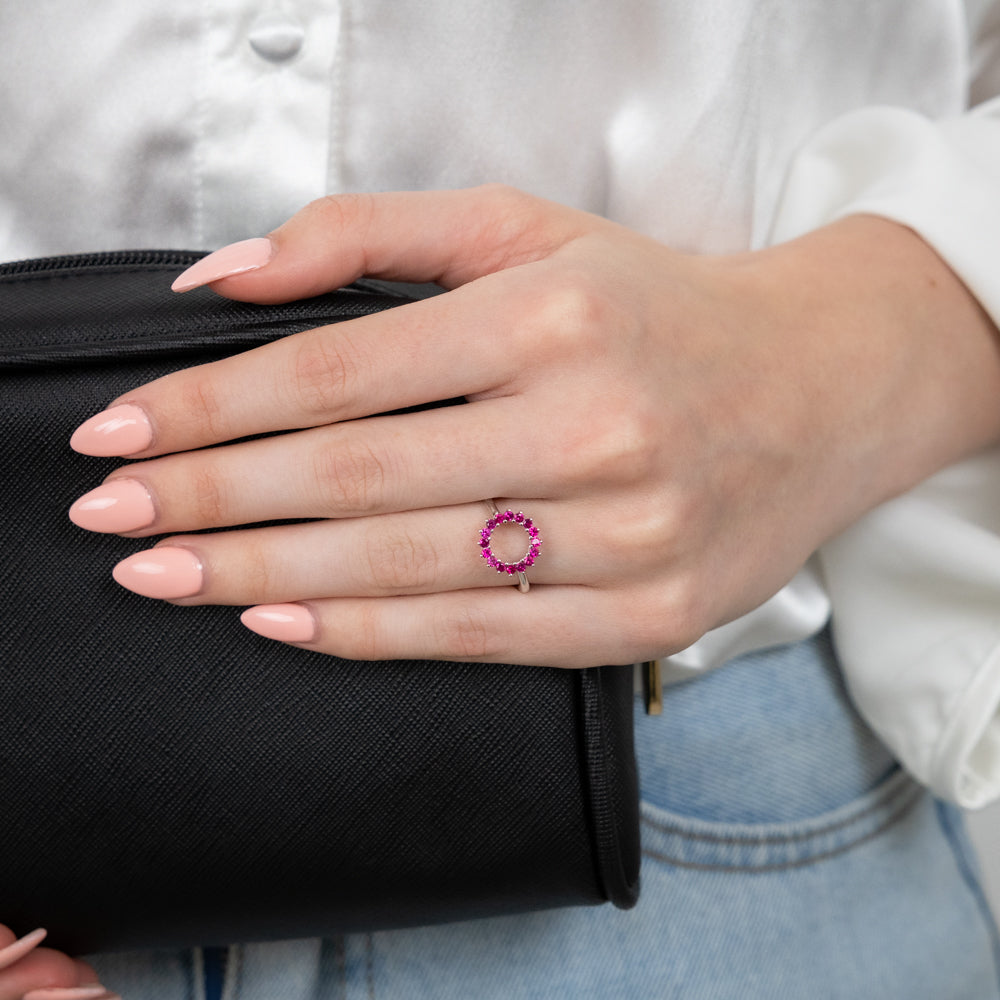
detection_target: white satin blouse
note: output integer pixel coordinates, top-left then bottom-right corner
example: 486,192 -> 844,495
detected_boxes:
3,0 -> 1000,806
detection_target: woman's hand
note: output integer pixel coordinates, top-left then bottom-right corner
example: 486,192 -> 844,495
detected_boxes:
68,187 -> 1000,667
0,926 -> 114,1000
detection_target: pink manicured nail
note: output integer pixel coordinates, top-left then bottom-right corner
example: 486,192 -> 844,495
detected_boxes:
70,404 -> 152,457
0,927 -> 47,971
23,988 -> 114,1000
112,546 -> 203,599
171,237 -> 275,292
241,604 -> 317,643
70,479 -> 155,533
23,987 -> 113,1000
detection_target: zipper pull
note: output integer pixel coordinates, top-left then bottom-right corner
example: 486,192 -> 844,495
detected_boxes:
642,660 -> 663,716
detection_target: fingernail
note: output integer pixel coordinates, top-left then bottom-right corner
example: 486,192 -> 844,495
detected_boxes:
171,237 -> 275,292
241,604 -> 317,643
23,987 -> 112,1000
70,479 -> 156,533
0,927 -> 46,971
112,546 -> 203,599
70,404 -> 152,457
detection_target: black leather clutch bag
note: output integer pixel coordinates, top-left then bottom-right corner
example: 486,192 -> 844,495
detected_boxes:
0,251 -> 640,956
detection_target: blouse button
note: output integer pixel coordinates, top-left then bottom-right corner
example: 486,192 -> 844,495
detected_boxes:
248,11 -> 306,62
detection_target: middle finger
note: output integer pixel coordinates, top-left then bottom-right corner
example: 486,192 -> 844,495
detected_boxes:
70,396 -> 560,536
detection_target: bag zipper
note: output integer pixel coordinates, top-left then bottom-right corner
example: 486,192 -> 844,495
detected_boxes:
0,251 -> 417,367
0,249 -> 206,276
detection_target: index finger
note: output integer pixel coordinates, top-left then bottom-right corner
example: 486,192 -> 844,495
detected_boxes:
69,281 -> 517,459
178,185 -> 585,302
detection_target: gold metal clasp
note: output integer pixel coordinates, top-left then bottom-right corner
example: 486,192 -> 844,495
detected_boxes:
642,660 -> 663,716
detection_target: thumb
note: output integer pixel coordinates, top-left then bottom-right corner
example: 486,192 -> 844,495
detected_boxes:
171,185 -> 586,303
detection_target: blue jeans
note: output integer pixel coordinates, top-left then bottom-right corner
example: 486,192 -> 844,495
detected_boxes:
89,632 -> 1000,998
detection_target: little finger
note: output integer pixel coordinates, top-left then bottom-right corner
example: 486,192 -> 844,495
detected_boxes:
238,586 -> 646,669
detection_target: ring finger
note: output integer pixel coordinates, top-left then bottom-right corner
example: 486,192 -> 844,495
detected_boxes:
108,496 -> 638,605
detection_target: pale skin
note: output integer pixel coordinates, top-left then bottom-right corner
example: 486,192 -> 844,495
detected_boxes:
6,186 -> 1000,994
74,188 -> 1000,665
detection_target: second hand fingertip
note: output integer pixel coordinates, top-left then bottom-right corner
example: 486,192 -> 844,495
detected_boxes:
241,603 -> 317,643
0,926 -> 47,971
22,987 -> 114,1000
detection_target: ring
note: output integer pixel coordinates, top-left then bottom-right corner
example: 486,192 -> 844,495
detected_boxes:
480,500 -> 542,594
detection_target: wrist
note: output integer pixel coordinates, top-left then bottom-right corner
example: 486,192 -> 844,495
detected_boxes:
716,214 -> 1000,535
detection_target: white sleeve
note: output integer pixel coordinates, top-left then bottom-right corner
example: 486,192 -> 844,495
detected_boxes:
767,15 -> 1000,809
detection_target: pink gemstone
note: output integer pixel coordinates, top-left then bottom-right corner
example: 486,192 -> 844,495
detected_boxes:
478,509 -> 542,578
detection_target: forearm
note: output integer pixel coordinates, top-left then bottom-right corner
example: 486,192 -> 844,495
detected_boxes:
716,213 -> 1000,543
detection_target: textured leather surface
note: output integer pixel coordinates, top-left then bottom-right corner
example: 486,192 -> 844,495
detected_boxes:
0,253 -> 640,954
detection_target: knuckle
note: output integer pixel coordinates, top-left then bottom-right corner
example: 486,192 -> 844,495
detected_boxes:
505,279 -> 622,393
177,372 -> 228,441
311,437 -> 388,515
188,464 -> 231,526
469,185 -> 556,270
362,527 -> 439,594
309,193 -> 378,241
476,183 -> 537,228
601,406 -> 662,482
339,602 -> 384,661
557,403 -> 661,489
435,603 -> 505,661
307,194 -> 379,273
601,500 -> 672,568
477,182 -> 530,208
663,593 -> 711,654
524,279 -> 615,357
289,334 -> 360,420
608,583 -> 702,662
239,543 -> 275,605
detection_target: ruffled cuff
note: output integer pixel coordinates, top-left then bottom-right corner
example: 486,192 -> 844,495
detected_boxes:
770,102 -> 1000,807
770,98 -> 1000,322
817,466 -> 1000,808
